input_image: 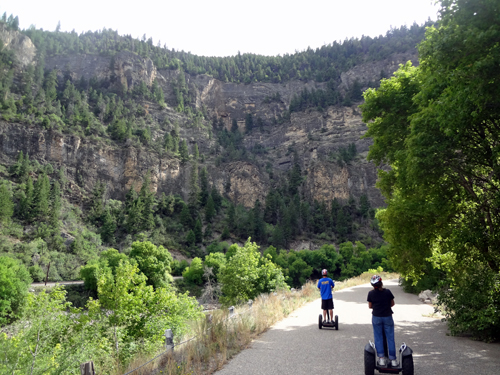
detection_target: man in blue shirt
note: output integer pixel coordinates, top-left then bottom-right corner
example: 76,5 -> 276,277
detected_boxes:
317,269 -> 335,323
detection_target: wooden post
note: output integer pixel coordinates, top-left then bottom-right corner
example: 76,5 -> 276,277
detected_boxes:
80,361 -> 95,375
165,329 -> 174,351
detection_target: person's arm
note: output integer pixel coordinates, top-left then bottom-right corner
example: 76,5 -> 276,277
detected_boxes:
368,302 -> 373,309
391,299 -> 395,307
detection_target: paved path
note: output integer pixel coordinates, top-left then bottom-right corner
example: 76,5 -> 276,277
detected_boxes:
214,280 -> 500,375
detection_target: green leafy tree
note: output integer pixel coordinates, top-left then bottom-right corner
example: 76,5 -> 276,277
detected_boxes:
182,257 -> 204,285
129,241 -> 173,289
219,240 -> 287,306
203,252 -> 227,282
0,257 -> 32,325
360,0 -> 500,339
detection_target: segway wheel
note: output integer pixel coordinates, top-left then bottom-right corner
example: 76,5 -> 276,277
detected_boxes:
318,314 -> 323,329
402,355 -> 414,375
335,315 -> 339,330
364,349 -> 375,375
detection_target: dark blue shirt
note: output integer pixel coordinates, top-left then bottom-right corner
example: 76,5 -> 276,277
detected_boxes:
317,277 -> 335,300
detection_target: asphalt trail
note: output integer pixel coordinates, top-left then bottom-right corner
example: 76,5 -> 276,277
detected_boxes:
214,280 -> 500,375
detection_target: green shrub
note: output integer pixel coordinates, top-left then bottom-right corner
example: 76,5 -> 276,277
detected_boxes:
0,256 -> 32,325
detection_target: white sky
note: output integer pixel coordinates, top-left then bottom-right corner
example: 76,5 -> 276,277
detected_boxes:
2,0 -> 440,57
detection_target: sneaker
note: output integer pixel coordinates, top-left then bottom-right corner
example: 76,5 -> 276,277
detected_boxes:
391,359 -> 399,367
377,357 -> 387,366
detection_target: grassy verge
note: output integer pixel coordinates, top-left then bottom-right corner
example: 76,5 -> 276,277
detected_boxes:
118,271 -> 399,375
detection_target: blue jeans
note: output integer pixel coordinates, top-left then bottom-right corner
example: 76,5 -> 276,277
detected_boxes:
372,315 -> 396,360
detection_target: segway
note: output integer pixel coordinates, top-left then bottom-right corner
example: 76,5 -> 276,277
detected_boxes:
318,310 -> 338,330
364,330 -> 413,375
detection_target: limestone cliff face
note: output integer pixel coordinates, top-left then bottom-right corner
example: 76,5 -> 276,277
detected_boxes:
0,30 -> 410,209
338,52 -> 418,94
0,25 -> 36,68
44,51 -> 159,93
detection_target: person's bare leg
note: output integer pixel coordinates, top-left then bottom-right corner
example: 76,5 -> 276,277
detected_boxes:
323,310 -> 327,321
329,309 -> 333,321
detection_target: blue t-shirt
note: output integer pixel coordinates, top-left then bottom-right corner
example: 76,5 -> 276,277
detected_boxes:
317,277 -> 335,300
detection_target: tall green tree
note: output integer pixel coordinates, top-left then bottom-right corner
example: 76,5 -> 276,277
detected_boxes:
361,0 -> 500,340
0,181 -> 13,224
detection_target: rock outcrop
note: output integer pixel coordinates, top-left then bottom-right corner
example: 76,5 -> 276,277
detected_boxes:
0,24 -> 36,68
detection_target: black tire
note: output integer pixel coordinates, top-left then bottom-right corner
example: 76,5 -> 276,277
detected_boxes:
335,315 -> 339,330
364,349 -> 375,375
318,314 -> 323,329
402,355 -> 414,375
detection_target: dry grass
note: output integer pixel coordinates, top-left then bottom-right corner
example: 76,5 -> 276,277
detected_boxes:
119,271 -> 399,375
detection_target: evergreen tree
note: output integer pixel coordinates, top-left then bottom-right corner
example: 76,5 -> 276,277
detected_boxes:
194,218 -> 203,243
19,176 -> 34,221
126,196 -> 144,233
188,161 -> 200,217
88,181 -> 105,225
49,180 -> 61,231
193,143 -> 199,161
231,118 -> 238,133
186,229 -> 196,247
101,208 -> 116,244
211,186 -> 223,212
205,195 -> 216,222
252,199 -> 266,243
179,139 -> 190,163
33,173 -> 50,220
199,167 -> 209,206
139,172 -> 155,231
180,203 -> 193,228
0,181 -> 13,224
245,113 -> 253,133
226,203 -> 236,232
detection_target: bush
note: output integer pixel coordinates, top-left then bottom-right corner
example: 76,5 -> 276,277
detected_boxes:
0,256 -> 32,325
437,264 -> 500,342
182,257 -> 204,285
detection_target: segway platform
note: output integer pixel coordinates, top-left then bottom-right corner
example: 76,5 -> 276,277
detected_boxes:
364,340 -> 413,375
318,313 -> 338,330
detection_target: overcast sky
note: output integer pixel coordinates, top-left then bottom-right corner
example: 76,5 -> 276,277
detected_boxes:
2,0 -> 440,57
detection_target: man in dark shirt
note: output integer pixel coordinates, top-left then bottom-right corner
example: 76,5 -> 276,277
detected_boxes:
367,275 -> 397,367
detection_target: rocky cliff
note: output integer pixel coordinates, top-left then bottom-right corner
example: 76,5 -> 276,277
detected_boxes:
1,29 -> 419,210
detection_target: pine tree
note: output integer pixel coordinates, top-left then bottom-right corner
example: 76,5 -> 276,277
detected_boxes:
101,208 -> 116,244
188,161 -> 200,217
19,176 -> 34,221
245,113 -> 253,133
211,186 -> 223,212
0,181 -> 13,224
179,139 -> 190,163
126,196 -> 144,233
33,173 -> 50,220
199,167 -> 209,206
49,180 -> 61,231
252,199 -> 266,242
205,195 -> 216,222
226,203 -> 236,232
186,229 -> 196,247
180,203 -> 193,228
193,143 -> 199,161
88,181 -> 105,224
139,172 -> 155,231
194,218 -> 203,243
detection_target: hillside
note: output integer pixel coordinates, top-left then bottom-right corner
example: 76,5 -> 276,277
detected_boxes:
0,16 -> 429,281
